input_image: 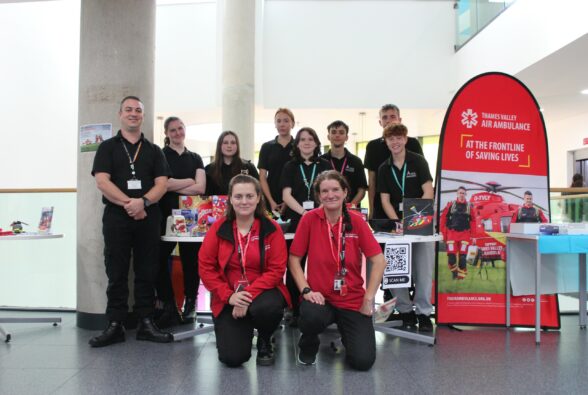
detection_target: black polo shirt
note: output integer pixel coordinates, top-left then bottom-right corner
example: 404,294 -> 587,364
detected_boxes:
257,136 -> 294,204
92,130 -> 171,206
159,145 -> 204,216
321,149 -> 368,204
280,157 -> 330,220
376,151 -> 432,218
364,136 -> 423,217
204,160 -> 259,196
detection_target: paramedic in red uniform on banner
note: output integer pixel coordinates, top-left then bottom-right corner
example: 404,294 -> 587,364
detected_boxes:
439,186 -> 473,280
435,72 -> 558,328
510,191 -> 548,224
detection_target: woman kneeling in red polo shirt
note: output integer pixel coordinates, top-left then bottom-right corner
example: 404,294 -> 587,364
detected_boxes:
289,170 -> 387,370
199,175 -> 291,367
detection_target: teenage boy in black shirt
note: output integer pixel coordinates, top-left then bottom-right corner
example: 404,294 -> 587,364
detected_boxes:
321,120 -> 368,207
364,104 -> 423,219
377,123 -> 435,332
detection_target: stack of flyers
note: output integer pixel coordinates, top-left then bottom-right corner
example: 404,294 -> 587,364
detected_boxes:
373,297 -> 397,323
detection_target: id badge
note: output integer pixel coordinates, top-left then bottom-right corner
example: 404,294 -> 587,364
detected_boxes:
234,277 -> 249,292
398,202 -> 403,212
127,179 -> 142,190
333,273 -> 345,291
302,201 -> 314,210
340,283 -> 348,297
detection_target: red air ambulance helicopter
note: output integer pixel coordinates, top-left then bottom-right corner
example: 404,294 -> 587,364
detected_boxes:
439,178 -> 548,267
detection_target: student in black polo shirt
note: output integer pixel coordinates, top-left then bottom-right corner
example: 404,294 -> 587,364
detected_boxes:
281,127 -> 331,232
321,120 -> 368,207
258,108 -> 295,216
205,131 -> 259,195
364,104 -> 423,219
377,123 -> 435,332
157,116 -> 206,327
90,96 -> 173,347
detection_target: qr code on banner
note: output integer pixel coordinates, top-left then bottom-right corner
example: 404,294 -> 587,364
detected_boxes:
384,244 -> 410,275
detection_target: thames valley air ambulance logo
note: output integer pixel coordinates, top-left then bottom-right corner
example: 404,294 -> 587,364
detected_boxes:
461,109 -> 478,129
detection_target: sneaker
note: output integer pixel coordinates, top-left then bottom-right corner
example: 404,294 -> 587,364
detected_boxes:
297,348 -> 317,366
256,337 -> 275,366
400,311 -> 417,329
417,314 -> 434,332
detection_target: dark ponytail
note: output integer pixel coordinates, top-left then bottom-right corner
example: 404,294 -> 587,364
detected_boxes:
163,116 -> 181,146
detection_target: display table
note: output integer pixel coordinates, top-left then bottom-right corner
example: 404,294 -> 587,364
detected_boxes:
506,233 -> 588,344
162,232 -> 442,345
0,233 -> 64,343
372,233 -> 442,346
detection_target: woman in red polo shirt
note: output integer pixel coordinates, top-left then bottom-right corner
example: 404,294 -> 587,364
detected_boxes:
199,175 -> 291,367
288,170 -> 386,371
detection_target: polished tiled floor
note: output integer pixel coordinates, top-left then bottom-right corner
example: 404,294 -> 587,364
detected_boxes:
1,310 -> 588,395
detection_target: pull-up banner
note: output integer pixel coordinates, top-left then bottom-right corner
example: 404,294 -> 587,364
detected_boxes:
435,72 -> 559,328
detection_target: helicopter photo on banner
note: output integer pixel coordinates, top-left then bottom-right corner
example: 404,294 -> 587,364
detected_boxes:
435,72 -> 560,328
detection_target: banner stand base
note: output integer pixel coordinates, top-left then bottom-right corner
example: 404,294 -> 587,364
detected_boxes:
374,320 -> 436,345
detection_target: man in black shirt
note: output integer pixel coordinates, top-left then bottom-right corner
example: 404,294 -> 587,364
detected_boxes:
90,96 -> 173,347
376,123 -> 435,332
321,120 -> 368,207
364,104 -> 423,219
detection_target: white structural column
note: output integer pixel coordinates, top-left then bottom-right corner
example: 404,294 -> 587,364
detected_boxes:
76,0 -> 156,330
221,0 -> 256,161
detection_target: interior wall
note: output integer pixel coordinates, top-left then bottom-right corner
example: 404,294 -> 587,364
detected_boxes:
546,113 -> 588,187
0,0 -> 80,189
262,0 -> 456,109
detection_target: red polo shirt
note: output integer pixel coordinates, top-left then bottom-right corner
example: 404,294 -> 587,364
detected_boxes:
290,208 -> 382,311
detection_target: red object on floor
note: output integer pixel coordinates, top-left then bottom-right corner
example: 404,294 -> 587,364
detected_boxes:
170,256 -> 185,308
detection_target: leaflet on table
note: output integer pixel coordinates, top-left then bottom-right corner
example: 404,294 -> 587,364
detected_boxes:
38,207 -> 54,233
166,196 -> 228,236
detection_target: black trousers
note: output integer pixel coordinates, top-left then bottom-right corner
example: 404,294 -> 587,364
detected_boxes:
102,205 -> 161,321
156,241 -> 200,303
298,300 -> 376,371
213,289 -> 285,367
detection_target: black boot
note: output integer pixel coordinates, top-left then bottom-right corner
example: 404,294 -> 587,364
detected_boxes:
136,317 -> 173,343
155,302 -> 182,329
256,335 -> 275,366
182,297 -> 197,324
89,321 -> 125,348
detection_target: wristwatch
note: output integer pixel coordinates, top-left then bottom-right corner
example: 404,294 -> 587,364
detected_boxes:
142,197 -> 152,208
302,287 -> 312,295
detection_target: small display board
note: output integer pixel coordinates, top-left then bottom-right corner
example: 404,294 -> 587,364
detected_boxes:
402,198 -> 434,236
382,242 -> 411,289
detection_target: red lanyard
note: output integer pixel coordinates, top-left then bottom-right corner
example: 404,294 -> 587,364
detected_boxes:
327,216 -> 343,272
330,156 -> 347,174
234,224 -> 253,276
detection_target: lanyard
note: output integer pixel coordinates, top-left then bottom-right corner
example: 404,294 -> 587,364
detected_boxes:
121,140 -> 143,179
390,162 -> 406,197
330,156 -> 348,174
234,223 -> 253,277
327,215 -> 346,274
299,163 -> 317,200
